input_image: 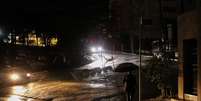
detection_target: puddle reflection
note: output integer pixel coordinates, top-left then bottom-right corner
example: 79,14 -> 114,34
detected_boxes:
88,83 -> 106,88
6,86 -> 29,101
7,95 -> 23,101
12,86 -> 28,94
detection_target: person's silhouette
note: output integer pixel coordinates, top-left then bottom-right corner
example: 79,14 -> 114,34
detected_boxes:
123,71 -> 136,101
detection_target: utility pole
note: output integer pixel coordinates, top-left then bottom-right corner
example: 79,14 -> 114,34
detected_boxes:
139,0 -> 144,100
129,0 -> 134,54
129,0 -> 143,100
130,34 -> 134,53
139,15 -> 142,101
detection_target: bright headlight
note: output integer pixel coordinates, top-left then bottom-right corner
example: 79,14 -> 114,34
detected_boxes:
97,46 -> 103,52
26,73 -> 31,77
10,73 -> 20,81
90,46 -> 104,53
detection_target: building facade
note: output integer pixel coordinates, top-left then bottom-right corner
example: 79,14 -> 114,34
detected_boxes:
110,0 -> 177,52
177,0 -> 201,100
3,30 -> 59,47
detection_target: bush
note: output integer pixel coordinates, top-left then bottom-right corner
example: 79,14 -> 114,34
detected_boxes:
144,56 -> 178,98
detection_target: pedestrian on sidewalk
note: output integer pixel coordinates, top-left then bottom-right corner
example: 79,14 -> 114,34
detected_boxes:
123,71 -> 136,101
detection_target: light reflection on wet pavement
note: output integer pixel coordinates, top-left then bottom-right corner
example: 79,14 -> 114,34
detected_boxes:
0,81 -> 123,101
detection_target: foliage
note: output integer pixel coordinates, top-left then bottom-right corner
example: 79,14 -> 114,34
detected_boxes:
144,56 -> 177,97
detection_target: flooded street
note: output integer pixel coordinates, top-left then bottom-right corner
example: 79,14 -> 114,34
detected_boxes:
0,52 -> 148,101
0,80 -> 123,101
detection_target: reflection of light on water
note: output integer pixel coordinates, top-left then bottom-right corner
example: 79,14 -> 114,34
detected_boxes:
89,59 -> 106,68
7,95 -> 34,101
88,83 -> 105,88
12,86 -> 28,94
7,86 -> 33,101
27,99 -> 34,101
89,53 -> 111,68
7,95 -> 23,101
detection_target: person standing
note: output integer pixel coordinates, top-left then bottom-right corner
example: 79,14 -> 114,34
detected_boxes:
123,71 -> 136,101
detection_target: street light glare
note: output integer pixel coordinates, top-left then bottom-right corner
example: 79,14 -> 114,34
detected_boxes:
90,46 -> 104,52
10,73 -> 20,81
98,46 -> 103,51
91,47 -> 97,52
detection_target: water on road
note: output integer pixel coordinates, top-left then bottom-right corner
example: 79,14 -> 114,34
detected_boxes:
0,52 -> 145,101
0,80 -> 123,101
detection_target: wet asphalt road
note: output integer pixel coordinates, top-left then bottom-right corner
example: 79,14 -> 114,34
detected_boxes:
0,52 -> 143,101
0,81 -> 123,101
0,70 -> 125,101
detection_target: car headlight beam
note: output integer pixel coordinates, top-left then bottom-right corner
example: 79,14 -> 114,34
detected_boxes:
26,73 -> 31,77
10,73 -> 20,81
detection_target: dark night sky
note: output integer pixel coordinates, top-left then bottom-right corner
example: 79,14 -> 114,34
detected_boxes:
0,0 -> 108,45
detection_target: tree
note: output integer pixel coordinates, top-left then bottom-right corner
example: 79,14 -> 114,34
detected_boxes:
144,55 -> 178,97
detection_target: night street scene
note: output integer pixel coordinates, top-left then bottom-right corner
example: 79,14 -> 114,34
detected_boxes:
0,0 -> 200,101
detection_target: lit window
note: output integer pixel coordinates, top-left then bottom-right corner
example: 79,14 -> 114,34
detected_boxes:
50,38 -> 58,46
